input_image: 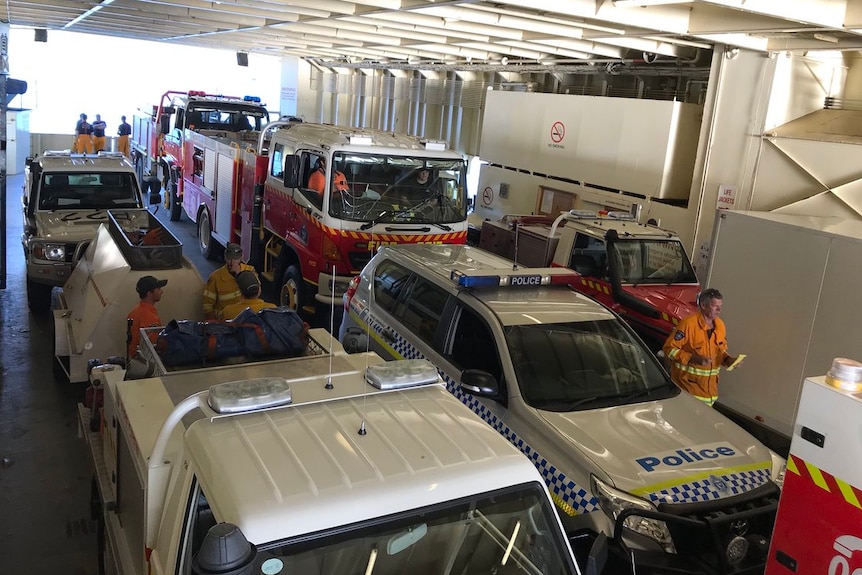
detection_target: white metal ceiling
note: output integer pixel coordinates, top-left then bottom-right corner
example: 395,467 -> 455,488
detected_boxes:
8,0 -> 862,69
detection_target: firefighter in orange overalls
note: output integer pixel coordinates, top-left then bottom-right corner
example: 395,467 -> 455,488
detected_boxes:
73,113 -> 94,154
663,288 -> 741,406
117,115 -> 132,158
92,114 -> 108,152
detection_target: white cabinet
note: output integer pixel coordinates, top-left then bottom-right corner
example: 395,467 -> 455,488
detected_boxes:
7,109 -> 30,174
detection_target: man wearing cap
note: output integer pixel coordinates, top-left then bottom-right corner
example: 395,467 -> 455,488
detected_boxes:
203,243 -> 258,320
221,271 -> 275,319
127,275 -> 167,359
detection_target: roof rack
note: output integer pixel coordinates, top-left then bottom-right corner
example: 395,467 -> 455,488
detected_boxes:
550,208 -> 636,237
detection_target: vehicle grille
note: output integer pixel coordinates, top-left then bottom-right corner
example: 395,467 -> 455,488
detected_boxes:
658,481 -> 779,573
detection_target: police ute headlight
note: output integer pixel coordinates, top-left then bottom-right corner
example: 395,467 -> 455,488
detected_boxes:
33,242 -> 66,261
591,476 -> 675,553
770,452 -> 786,490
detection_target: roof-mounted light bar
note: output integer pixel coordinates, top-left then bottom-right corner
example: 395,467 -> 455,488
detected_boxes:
349,134 -> 374,145
365,359 -> 440,390
207,377 -> 293,414
243,95 -> 261,102
450,267 -> 579,289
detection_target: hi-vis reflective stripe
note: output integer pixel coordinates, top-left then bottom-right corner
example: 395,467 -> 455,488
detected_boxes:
308,216 -> 467,244
580,277 -> 610,295
787,454 -> 862,509
672,361 -> 720,377
661,311 -> 680,326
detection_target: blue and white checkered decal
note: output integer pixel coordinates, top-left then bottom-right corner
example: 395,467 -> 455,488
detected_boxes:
355,306 -> 772,515
646,468 -> 773,505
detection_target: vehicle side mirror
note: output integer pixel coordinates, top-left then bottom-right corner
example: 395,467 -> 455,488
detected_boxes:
282,155 -> 301,188
460,369 -> 499,397
159,114 -> 171,135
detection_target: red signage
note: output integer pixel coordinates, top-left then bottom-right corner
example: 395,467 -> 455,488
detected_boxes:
550,121 -> 565,143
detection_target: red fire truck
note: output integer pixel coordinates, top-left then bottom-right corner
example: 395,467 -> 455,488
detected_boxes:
130,90 -> 270,221
478,209 -> 700,351
168,112 -> 469,318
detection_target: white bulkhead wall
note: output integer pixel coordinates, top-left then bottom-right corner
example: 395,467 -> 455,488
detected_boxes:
292,52 -> 850,275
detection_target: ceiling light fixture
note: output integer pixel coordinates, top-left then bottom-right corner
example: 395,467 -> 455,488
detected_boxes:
612,0 -> 693,7
813,33 -> 839,43
64,0 -> 115,29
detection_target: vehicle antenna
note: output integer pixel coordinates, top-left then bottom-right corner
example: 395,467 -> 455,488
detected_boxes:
325,265 -> 335,390
512,221 -> 520,271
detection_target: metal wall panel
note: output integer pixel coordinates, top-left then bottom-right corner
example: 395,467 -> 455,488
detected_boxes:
708,211 -> 832,438
479,91 -> 701,199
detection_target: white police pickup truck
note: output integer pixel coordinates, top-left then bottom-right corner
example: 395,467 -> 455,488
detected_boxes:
22,151 -> 145,312
339,244 -> 785,574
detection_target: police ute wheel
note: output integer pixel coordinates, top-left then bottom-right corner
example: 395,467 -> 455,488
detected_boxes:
280,265 -> 304,312
197,210 -> 217,260
26,279 -> 53,313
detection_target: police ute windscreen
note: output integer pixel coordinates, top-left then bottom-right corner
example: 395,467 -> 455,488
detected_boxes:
505,318 -> 679,411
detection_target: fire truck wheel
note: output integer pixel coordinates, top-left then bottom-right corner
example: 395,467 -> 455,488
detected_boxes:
280,265 -> 304,312
197,210 -> 218,260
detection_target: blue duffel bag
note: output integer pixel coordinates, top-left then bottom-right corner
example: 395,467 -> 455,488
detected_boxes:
257,307 -> 308,356
156,320 -> 205,366
156,319 -> 245,366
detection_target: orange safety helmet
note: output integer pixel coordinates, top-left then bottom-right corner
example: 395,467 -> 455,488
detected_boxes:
332,171 -> 349,192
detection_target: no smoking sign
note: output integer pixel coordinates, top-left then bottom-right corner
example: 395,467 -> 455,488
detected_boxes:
482,186 -> 494,206
550,121 -> 565,143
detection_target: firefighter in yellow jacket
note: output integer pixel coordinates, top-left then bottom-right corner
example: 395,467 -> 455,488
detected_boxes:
662,288 -> 740,406
202,243 -> 257,320
221,271 -> 275,319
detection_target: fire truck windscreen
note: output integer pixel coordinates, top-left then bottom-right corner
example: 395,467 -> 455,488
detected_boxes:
184,106 -> 269,131
328,153 -> 467,225
610,240 -> 698,285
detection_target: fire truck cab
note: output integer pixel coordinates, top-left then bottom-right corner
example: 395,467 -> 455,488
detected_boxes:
261,121 -> 469,319
550,210 -> 701,351
131,90 -> 270,222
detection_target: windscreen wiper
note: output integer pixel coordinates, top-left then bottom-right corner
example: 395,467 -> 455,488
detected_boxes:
360,210 -> 391,231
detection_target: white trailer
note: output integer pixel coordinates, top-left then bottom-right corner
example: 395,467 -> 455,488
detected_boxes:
706,210 -> 862,447
79,341 -> 584,575
53,210 -> 205,383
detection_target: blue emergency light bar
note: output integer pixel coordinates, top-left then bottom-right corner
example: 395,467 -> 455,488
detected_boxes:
244,95 -> 261,102
450,267 -> 579,288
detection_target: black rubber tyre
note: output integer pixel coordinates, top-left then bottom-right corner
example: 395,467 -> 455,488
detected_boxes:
26,278 -> 53,313
279,264 -> 304,312
197,209 -> 218,260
